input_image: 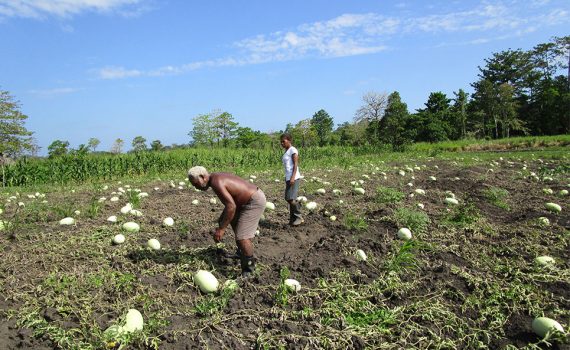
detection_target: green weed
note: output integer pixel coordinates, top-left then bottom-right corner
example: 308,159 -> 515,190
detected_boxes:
385,240 -> 425,272
86,197 -> 102,219
275,266 -> 291,307
375,186 -> 405,204
125,190 -> 141,208
343,211 -> 368,231
483,186 -> 510,210
393,207 -> 430,235
443,202 -> 481,227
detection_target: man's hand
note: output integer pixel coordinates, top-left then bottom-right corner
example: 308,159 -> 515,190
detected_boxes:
212,227 -> 225,242
289,178 -> 295,185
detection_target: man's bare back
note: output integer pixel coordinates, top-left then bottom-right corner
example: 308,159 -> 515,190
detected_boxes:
188,166 -> 266,277
208,173 -> 258,208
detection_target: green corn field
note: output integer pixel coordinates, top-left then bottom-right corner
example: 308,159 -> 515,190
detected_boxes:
0,146 -> 390,187
2,135 -> 569,188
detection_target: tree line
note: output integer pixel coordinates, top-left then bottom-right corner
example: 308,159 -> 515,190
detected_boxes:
0,36 -> 568,158
188,36 -> 570,150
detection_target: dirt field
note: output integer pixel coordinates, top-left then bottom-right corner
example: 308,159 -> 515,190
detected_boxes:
0,154 -> 569,349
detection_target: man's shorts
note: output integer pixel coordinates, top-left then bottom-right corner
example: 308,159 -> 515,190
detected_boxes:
284,178 -> 301,201
231,189 -> 266,240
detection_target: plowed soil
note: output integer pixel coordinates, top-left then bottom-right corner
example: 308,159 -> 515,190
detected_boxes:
1,155 -> 569,349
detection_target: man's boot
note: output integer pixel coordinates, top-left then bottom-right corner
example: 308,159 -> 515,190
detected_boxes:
240,255 -> 256,277
216,246 -> 241,259
225,247 -> 242,259
290,200 -> 303,226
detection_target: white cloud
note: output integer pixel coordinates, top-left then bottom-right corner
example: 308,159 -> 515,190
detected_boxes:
95,1 -> 570,79
28,87 -> 80,97
0,0 -> 143,19
232,13 -> 389,62
98,66 -> 142,79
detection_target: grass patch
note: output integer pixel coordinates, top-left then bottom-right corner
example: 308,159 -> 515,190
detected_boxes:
125,190 -> 142,208
483,186 -> 510,210
385,240 -> 427,272
375,186 -> 405,204
193,285 -> 237,317
393,207 -> 430,235
50,200 -> 78,218
275,266 -> 292,307
343,211 -> 368,231
317,270 -> 398,332
443,202 -> 481,227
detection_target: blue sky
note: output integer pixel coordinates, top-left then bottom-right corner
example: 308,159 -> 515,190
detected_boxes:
1,0 -> 569,154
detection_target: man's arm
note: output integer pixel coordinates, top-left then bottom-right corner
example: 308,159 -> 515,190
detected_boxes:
210,177 -> 236,241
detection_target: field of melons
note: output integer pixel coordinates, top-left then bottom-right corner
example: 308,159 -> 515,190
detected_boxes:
0,146 -> 569,350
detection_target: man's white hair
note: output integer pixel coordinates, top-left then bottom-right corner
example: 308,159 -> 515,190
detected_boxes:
188,166 -> 209,179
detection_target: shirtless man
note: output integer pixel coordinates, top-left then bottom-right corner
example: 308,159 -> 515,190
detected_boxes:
188,166 -> 266,277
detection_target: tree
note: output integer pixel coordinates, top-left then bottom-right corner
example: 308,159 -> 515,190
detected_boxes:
471,79 -> 499,138
354,91 -> 388,143
471,37 -> 570,137
531,42 -> 559,79
289,119 -> 317,147
523,36 -> 570,135
70,144 -> 89,156
333,122 -> 354,146
552,36 -> 570,88
311,109 -> 334,146
213,111 -> 239,147
150,140 -> 164,151
189,113 -> 215,147
477,49 -> 538,97
0,89 -> 35,157
412,92 -> 452,143
235,127 -> 271,149
87,138 -> 100,152
235,127 -> 258,148
381,91 -> 414,150
131,136 -> 147,152
47,140 -> 70,158
330,121 -> 369,146
111,138 -> 124,154
532,76 -> 570,134
471,81 -> 528,139
355,91 -> 388,123
29,138 -> 41,157
497,83 -> 526,138
452,89 -> 469,139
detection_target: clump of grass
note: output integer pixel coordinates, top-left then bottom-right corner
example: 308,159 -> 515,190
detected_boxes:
125,190 -> 141,208
86,196 -> 102,219
193,286 -> 237,317
275,266 -> 291,307
375,186 -> 405,204
393,207 -> 430,234
317,270 -> 399,332
343,211 -> 368,231
385,240 -> 426,272
483,186 -> 510,210
444,202 -> 481,227
175,220 -> 190,240
50,201 -> 77,218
